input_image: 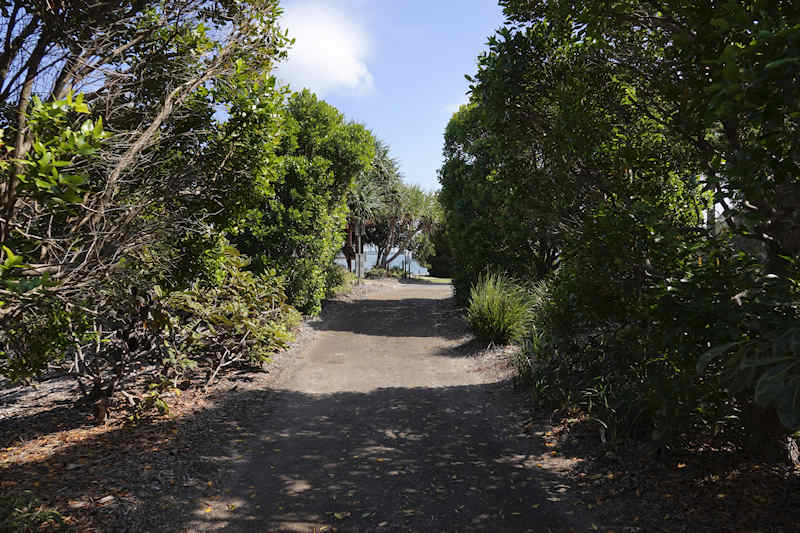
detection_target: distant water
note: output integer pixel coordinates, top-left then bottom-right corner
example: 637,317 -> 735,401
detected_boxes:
334,249 -> 428,275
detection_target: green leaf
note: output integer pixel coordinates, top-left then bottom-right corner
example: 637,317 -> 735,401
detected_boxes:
154,398 -> 170,415
93,116 -> 104,137
58,174 -> 87,187
34,178 -> 54,190
765,57 -> 800,70
2,246 -> 23,269
80,119 -> 93,136
73,93 -> 89,113
60,191 -> 82,203
76,145 -> 96,156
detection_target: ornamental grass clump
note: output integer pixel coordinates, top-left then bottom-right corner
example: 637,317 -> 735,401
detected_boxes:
467,272 -> 532,345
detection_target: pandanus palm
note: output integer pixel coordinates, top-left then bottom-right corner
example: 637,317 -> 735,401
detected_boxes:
344,139 -> 401,270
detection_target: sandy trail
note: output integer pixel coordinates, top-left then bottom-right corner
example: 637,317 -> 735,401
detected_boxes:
190,281 -> 587,532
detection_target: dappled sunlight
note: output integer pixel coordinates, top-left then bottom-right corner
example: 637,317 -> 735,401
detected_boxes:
183,384 -> 587,532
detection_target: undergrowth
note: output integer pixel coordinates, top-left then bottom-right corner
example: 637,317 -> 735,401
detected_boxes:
466,272 -> 533,345
0,491 -> 74,532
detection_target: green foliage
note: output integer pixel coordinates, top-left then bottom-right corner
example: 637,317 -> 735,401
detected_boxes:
364,181 -> 440,270
232,89 -> 374,315
420,224 -> 453,278
439,103 -> 559,304
0,302 -> 87,383
160,238 -> 301,383
1,92 -> 108,296
0,490 -> 73,532
0,1 -> 377,416
127,381 -> 173,421
18,94 -> 108,204
467,273 -> 533,345
366,266 -> 405,279
443,0 -> 800,447
324,263 -> 356,298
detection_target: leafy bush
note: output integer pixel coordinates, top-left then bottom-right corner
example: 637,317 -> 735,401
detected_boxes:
325,263 -> 356,297
0,302 -> 87,384
515,234 -> 800,448
0,2 -> 383,420
158,239 -> 301,386
441,1 -> 800,451
467,272 -> 533,345
232,90 -> 374,316
425,225 -> 454,278
366,266 -> 405,279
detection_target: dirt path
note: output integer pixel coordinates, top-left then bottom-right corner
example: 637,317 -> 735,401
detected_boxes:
3,279 -> 797,532
189,281 -> 590,532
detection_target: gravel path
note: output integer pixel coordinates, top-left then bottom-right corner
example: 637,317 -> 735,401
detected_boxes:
187,281 -> 590,532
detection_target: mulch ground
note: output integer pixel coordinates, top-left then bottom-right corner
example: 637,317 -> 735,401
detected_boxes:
533,414 -> 800,532
0,368 -> 290,531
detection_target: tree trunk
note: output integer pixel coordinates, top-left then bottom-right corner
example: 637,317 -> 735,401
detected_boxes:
2,33 -> 47,243
384,225 -> 424,267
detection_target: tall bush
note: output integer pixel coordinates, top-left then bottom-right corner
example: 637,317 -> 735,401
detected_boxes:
442,0 -> 800,448
231,90 -> 374,315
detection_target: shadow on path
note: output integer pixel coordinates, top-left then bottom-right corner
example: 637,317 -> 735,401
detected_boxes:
191,381 -> 585,532
314,296 -> 467,340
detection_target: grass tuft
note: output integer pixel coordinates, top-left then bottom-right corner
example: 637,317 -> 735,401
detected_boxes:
466,272 -> 532,345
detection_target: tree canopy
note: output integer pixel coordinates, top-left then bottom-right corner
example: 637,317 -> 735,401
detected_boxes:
440,0 -> 800,447
0,1 -> 382,411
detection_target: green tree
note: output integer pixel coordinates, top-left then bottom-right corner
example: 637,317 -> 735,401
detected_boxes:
231,90 -> 374,314
0,0 -> 290,402
366,182 -> 439,270
341,139 -> 401,271
441,0 -> 800,447
498,0 -> 800,440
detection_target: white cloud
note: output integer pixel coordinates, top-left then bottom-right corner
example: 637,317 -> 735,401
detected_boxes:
277,1 -> 374,95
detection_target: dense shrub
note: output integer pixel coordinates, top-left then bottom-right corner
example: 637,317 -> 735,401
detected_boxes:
159,238 -> 301,386
443,0 -> 800,449
232,90 -> 374,315
324,263 -> 357,298
422,225 -> 453,278
0,1 -> 397,419
366,266 -> 405,279
467,273 -> 533,345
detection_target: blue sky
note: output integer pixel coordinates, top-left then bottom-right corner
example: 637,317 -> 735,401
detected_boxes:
274,0 -> 506,191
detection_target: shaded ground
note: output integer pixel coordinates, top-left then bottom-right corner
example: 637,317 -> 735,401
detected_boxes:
187,283 -> 589,532
2,279 -> 799,532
